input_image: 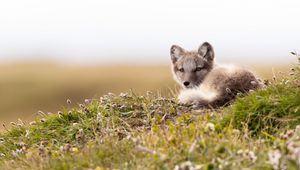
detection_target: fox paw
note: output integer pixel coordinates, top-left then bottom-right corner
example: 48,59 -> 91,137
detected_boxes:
191,101 -> 209,109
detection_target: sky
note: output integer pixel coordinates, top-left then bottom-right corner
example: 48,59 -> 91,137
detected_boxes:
0,0 -> 299,65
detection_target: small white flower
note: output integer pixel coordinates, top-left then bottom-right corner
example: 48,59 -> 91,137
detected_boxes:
25,130 -> 30,138
232,129 -> 240,135
0,138 -> 4,144
79,104 -> 85,108
108,92 -> 115,96
16,149 -> 22,154
96,112 -> 102,122
268,150 -> 281,170
248,151 -> 257,163
205,122 -> 215,132
11,151 -> 17,157
286,138 -> 300,167
37,110 -> 45,115
173,161 -> 202,170
237,149 -> 257,163
84,99 -> 90,104
237,149 -> 244,155
29,121 -> 36,125
59,146 -> 64,152
119,92 -> 128,97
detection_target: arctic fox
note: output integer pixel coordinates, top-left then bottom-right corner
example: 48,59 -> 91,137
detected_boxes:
170,42 -> 263,108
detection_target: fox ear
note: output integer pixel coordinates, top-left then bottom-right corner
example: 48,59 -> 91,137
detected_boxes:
198,42 -> 214,61
170,45 -> 184,63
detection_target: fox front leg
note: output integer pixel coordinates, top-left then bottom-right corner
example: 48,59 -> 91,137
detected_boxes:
191,99 -> 210,109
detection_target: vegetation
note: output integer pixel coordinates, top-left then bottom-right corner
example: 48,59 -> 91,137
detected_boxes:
0,63 -> 174,126
222,65 -> 300,134
0,62 -> 288,128
0,57 -> 299,169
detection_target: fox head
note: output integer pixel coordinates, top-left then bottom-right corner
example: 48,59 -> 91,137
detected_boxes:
170,42 -> 215,88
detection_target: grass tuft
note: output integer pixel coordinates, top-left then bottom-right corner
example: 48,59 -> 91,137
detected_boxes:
222,57 -> 300,134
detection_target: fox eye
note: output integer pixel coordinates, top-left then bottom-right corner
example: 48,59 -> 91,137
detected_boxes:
195,67 -> 202,72
178,68 -> 184,72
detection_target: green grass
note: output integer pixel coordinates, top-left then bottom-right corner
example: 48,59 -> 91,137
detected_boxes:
0,59 -> 299,169
222,78 -> 300,134
0,62 -> 289,128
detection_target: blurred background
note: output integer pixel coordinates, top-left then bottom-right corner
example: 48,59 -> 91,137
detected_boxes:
0,0 -> 299,128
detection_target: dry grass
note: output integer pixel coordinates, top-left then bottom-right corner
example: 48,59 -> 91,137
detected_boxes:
0,61 -> 290,129
0,58 -> 299,169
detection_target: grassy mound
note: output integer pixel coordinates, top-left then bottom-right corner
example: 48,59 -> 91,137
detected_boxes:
222,57 -> 300,134
0,56 -> 299,169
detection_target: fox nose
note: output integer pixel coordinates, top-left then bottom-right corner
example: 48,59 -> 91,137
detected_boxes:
183,81 -> 190,87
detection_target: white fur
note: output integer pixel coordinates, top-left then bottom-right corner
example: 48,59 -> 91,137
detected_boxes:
214,63 -> 238,74
171,67 -> 183,88
178,85 -> 219,104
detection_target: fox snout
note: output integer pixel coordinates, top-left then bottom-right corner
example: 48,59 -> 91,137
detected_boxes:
182,74 -> 196,88
183,81 -> 190,87
181,80 -> 197,88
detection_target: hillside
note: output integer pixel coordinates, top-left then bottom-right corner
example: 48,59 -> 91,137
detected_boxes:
0,64 -> 174,126
0,56 -> 299,170
0,62 -> 288,128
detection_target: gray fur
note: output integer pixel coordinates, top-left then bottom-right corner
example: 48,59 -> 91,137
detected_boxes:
170,42 -> 263,108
